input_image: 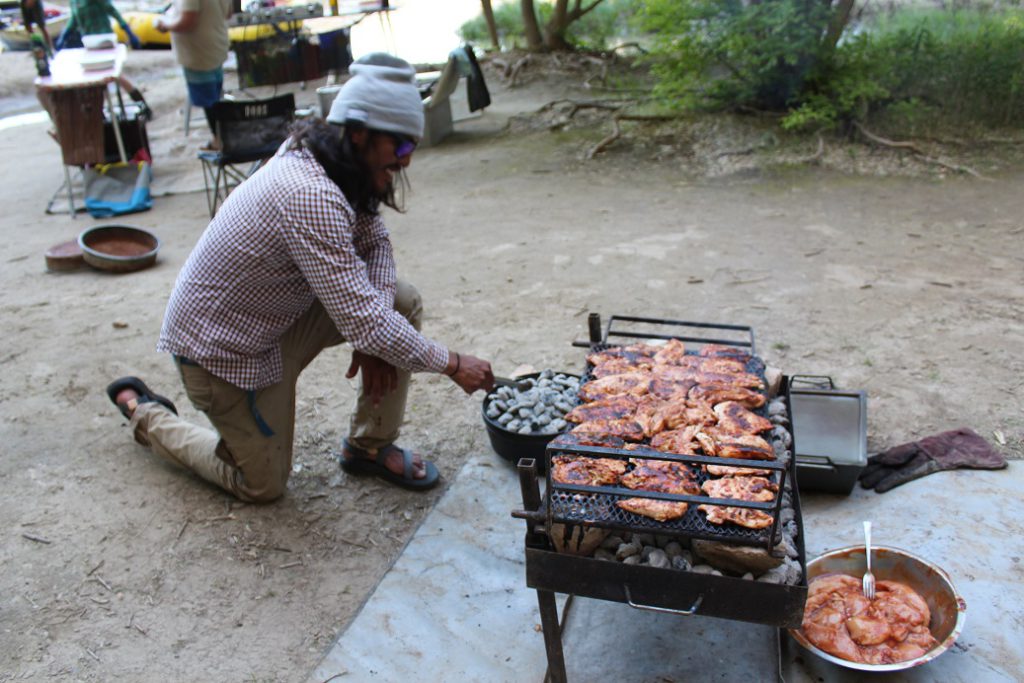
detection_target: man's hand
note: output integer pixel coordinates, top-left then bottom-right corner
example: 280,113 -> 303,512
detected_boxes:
346,350 -> 398,407
154,17 -> 168,33
446,352 -> 494,395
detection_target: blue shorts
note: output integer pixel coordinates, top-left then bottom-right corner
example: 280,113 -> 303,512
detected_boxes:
183,67 -> 224,108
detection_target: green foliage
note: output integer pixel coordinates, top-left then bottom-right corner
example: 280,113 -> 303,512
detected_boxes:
458,0 -> 643,51
640,1 -> 1024,133
786,7 -> 1024,131
637,0 -> 833,111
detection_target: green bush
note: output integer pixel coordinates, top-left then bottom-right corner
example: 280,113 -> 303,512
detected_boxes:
787,8 -> 1024,131
639,1 -> 1024,133
637,0 -> 833,111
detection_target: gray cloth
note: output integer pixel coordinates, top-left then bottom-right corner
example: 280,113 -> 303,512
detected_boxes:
326,52 -> 424,140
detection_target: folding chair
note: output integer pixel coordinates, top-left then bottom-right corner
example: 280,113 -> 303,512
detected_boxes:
198,93 -> 296,217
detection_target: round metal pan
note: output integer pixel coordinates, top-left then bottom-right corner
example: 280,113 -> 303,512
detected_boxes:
789,545 -> 966,672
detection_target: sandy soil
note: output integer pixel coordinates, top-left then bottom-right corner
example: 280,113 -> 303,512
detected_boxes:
0,48 -> 1022,682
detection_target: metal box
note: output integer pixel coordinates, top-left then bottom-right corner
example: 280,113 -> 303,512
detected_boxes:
788,376 -> 867,495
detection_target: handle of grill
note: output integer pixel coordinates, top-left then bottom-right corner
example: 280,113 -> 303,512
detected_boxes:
796,454 -> 837,471
789,374 -> 835,390
623,585 -> 703,616
571,312 -> 606,347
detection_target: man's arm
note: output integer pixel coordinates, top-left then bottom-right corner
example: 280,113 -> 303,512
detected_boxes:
283,183 -> 493,393
282,186 -> 447,373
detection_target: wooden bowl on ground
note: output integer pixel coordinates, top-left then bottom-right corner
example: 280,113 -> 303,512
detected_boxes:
44,239 -> 85,272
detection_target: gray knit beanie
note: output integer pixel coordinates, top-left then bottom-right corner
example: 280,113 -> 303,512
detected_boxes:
327,53 -> 424,141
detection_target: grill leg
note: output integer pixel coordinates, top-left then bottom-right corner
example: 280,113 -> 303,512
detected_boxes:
537,589 -> 567,683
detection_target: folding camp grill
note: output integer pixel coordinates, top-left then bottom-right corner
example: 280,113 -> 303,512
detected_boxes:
512,314 -> 808,682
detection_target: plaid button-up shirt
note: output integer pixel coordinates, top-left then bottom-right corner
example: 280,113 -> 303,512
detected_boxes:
158,143 -> 448,390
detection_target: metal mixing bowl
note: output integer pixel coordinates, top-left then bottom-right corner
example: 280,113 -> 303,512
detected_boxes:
78,225 -> 160,273
789,545 -> 966,672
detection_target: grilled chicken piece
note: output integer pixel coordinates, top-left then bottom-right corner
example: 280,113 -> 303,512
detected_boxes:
633,395 -> 667,438
621,342 -> 663,356
697,357 -> 749,374
572,418 -> 645,442
590,357 -> 654,378
586,344 -> 659,367
578,373 -> 651,402
705,464 -> 771,477
701,475 -> 778,502
649,365 -> 764,390
700,475 -> 777,531
551,455 -> 627,487
619,451 -> 698,522
699,344 -> 752,362
659,398 -> 717,431
647,356 -> 748,374
694,429 -> 717,455
617,498 -> 690,522
649,377 -> 697,400
713,401 -> 773,435
623,443 -> 662,454
698,504 -> 774,529
620,457 -> 699,520
652,338 -> 687,365
649,425 -> 701,455
700,429 -> 775,460
550,431 -> 625,450
689,384 -> 767,409
652,357 -> 748,375
564,394 -> 639,423
622,457 -> 700,494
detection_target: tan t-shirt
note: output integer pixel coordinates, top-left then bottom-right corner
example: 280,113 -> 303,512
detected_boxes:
170,0 -> 232,72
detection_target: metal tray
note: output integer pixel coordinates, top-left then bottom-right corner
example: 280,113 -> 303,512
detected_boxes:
788,376 -> 867,495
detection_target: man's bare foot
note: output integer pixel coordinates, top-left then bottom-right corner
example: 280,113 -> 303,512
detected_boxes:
115,388 -> 141,417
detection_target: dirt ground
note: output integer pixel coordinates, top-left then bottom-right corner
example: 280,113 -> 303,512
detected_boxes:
1,48 -> 1022,682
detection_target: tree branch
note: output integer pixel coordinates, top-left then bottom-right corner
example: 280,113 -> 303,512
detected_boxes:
571,0 -> 605,21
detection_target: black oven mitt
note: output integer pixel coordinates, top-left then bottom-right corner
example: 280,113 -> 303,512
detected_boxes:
859,427 -> 1007,493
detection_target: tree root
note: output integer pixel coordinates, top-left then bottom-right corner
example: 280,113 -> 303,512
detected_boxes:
587,116 -> 621,159
585,114 -> 683,159
537,98 -> 630,116
853,121 -> 990,180
509,55 -> 532,87
793,132 -> 825,165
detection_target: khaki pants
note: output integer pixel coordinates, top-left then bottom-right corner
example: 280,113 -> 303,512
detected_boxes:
131,280 -> 422,502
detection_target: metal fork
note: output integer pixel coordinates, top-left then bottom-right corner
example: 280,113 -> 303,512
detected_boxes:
862,520 -> 876,600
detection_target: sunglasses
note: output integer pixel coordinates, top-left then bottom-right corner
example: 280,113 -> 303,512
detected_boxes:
388,132 -> 417,158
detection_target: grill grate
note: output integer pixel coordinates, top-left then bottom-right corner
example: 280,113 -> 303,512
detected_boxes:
544,333 -> 790,549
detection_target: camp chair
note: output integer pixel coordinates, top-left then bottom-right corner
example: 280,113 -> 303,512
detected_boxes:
198,93 -> 296,217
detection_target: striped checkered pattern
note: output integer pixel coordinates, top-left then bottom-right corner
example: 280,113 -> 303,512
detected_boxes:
158,143 -> 448,389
